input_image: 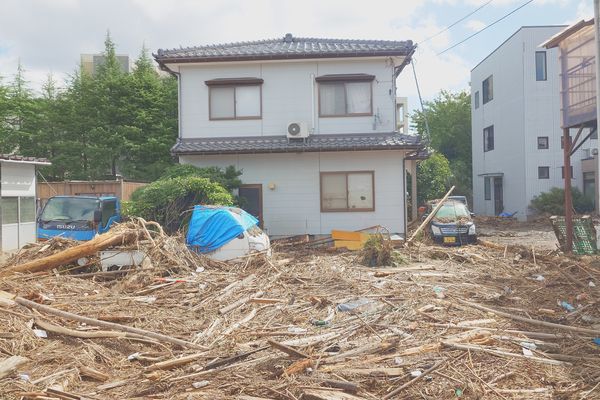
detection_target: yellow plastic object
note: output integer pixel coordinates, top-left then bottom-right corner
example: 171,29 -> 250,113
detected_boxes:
334,240 -> 365,250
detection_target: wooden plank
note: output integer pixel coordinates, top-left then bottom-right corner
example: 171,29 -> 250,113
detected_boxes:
303,389 -> 367,400
0,355 -> 29,379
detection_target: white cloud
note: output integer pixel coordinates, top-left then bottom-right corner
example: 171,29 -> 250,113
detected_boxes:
465,19 -> 486,31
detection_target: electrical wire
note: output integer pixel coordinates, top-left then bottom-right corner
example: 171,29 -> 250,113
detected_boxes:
421,0 -> 494,45
437,0 -> 534,55
411,59 -> 431,143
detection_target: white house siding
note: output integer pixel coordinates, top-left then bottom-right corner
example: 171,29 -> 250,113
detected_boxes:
177,58 -> 397,138
180,150 -> 407,236
1,162 -> 37,251
471,26 -> 595,220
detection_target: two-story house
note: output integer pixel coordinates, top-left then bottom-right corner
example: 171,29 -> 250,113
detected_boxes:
471,26 -> 598,220
154,34 -> 424,236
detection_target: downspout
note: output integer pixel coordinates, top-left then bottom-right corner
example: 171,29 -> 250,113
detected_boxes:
310,73 -> 317,134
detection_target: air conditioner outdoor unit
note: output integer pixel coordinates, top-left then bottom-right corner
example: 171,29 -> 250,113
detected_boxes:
287,122 -> 309,139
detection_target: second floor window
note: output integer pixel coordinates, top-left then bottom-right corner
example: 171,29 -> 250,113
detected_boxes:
537,136 -> 549,149
317,74 -> 374,117
474,91 -> 480,109
535,51 -> 547,81
206,78 -> 263,120
482,75 -> 493,104
483,125 -> 494,152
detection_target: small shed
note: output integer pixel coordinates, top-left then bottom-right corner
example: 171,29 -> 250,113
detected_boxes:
1,155 -> 51,251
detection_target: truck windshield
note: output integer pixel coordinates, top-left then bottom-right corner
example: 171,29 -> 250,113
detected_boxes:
40,197 -> 100,222
434,202 -> 471,221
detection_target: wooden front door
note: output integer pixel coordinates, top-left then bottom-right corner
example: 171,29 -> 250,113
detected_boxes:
239,184 -> 263,227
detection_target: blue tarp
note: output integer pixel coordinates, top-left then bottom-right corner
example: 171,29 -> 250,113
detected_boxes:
186,206 -> 259,253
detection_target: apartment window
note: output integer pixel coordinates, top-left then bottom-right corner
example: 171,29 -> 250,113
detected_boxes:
474,91 -> 480,109
561,166 -> 574,179
320,171 -> 374,212
317,74 -> 374,117
537,136 -> 549,150
538,166 -> 550,179
535,51 -> 547,81
206,78 -> 263,120
483,125 -> 494,152
482,75 -> 493,104
484,177 -> 491,200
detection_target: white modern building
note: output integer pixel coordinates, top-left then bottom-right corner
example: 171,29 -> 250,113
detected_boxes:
155,34 -> 424,236
1,155 -> 51,251
471,26 -> 598,220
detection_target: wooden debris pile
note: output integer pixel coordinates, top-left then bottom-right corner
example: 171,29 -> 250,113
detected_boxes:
0,223 -> 599,399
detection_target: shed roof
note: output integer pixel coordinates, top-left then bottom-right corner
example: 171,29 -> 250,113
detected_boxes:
155,34 -> 415,64
542,19 -> 594,48
0,154 -> 51,166
171,132 -> 423,156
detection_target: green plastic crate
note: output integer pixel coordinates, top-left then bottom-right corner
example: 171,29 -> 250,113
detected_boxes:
550,216 -> 597,255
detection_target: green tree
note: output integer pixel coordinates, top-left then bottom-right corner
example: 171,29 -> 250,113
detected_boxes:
128,176 -> 234,232
416,152 -> 452,205
412,90 -> 471,201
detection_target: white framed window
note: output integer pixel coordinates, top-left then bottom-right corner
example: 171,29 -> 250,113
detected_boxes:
206,78 -> 263,120
320,171 -> 375,212
317,74 -> 374,117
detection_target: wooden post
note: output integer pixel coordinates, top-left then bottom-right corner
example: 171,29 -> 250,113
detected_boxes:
563,128 -> 573,253
407,185 -> 455,244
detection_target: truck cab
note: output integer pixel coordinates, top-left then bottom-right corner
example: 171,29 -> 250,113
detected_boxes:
37,196 -> 121,241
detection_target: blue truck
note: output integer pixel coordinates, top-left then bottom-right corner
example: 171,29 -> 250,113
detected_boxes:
37,196 -> 121,241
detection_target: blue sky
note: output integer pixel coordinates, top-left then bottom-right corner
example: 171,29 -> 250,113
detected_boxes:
0,0 -> 593,114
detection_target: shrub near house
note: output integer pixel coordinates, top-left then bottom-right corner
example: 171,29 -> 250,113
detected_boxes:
529,187 -> 594,215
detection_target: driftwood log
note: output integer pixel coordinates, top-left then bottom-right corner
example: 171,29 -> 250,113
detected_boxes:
12,295 -> 204,349
0,229 -> 140,277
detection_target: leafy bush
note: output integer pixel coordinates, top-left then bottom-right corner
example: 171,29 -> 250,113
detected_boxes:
128,176 -> 233,232
160,164 -> 242,191
530,187 -> 594,215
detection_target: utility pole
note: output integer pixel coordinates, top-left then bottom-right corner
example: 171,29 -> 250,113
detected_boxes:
594,0 -> 600,217
563,129 -> 573,252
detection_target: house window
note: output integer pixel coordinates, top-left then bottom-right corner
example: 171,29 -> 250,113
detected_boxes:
206,78 -> 263,120
484,177 -> 491,200
538,166 -> 550,179
19,197 -> 36,223
474,91 -> 480,109
483,125 -> 494,152
537,136 -> 549,149
320,171 -> 374,212
317,74 -> 374,117
1,197 -> 18,224
482,75 -> 493,104
535,51 -> 547,81
561,166 -> 574,179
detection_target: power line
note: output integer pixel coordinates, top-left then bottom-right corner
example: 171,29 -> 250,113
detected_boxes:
421,0 -> 493,45
437,0 -> 534,56
411,59 -> 431,143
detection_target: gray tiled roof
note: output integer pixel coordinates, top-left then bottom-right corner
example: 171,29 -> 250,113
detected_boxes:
172,133 -> 423,155
0,154 -> 51,164
155,34 -> 415,63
